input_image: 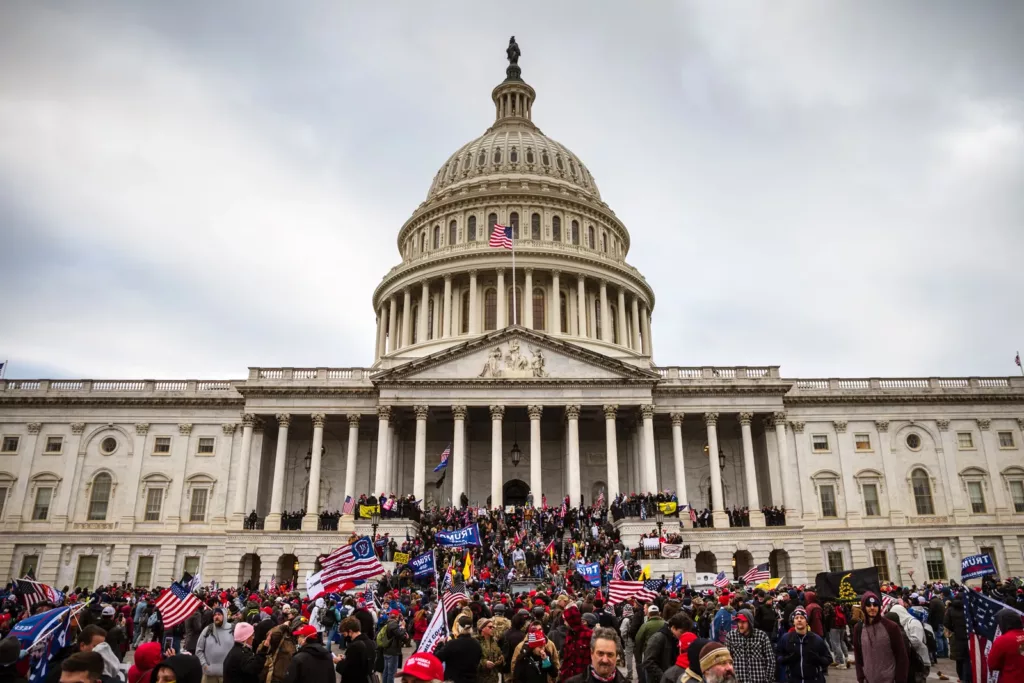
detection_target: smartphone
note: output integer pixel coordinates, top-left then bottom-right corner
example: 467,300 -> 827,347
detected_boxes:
163,637 -> 173,650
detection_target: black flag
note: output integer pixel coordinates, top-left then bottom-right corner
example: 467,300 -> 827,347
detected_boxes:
435,470 -> 446,489
814,566 -> 881,602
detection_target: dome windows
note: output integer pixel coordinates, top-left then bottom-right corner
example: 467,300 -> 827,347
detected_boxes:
587,225 -> 595,249
509,212 -> 519,240
571,220 -> 580,246
532,288 -> 546,331
433,225 -> 441,250
552,216 -> 562,242
541,151 -> 550,167
467,216 -> 477,242
526,149 -> 535,164
488,213 -> 498,234
569,159 -> 577,177
484,288 -> 498,331
493,148 -> 502,164
478,150 -> 486,167
601,232 -> 608,253
531,213 -> 541,240
510,147 -> 518,163
556,155 -> 564,171
448,220 -> 457,246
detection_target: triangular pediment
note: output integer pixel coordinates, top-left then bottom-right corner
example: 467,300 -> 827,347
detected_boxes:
372,327 -> 659,384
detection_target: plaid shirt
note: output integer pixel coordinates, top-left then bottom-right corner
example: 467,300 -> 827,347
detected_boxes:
726,626 -> 776,683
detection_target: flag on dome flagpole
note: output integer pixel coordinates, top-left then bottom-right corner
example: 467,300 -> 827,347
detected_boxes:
742,563 -> 770,585
490,223 -> 517,324
433,444 -> 451,472
1016,351 -> 1022,375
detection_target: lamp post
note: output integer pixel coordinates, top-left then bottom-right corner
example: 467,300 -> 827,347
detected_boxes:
510,420 -> 522,468
655,508 -> 665,538
370,509 -> 380,542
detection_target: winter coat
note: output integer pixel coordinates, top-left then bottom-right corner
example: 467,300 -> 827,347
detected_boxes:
927,597 -> 945,633
283,640 -> 335,683
436,633 -> 483,683
804,592 -> 824,637
564,667 -> 629,683
853,592 -> 908,683
777,629 -> 831,683
196,610 -> 236,676
890,606 -> 930,667
336,633 -> 375,683
753,600 -> 778,637
988,609 -> 1024,680
635,617 -> 665,661
712,608 -> 733,642
477,635 -> 504,683
943,599 -> 968,661
128,642 -> 163,683
259,624 -> 298,683
183,609 -> 204,653
560,605 -> 594,682
153,655 -> 204,683
382,617 -> 410,656
642,625 -> 678,683
726,625 -> 775,683
223,642 -> 267,683
512,649 -> 557,683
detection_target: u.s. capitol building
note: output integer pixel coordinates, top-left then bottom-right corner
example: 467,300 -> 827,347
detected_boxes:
2,45 -> 1022,592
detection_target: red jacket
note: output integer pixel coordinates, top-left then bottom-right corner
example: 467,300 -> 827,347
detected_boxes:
989,629 -> 1024,681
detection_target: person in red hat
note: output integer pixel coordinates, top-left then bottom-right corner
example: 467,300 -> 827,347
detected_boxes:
282,625 -> 334,683
512,627 -> 557,683
396,652 -> 445,683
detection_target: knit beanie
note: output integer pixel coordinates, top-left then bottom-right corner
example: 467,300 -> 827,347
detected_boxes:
699,642 -> 733,672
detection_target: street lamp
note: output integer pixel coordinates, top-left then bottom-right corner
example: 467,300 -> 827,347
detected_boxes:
370,508 -> 380,540
510,421 -> 522,468
655,508 -> 665,537
304,445 -> 325,473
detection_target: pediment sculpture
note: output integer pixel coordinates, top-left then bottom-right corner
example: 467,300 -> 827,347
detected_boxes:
478,339 -> 549,378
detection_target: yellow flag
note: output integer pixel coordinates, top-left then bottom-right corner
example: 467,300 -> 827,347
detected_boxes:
639,564 -> 651,581
754,578 -> 782,591
463,551 -> 473,580
657,501 -> 678,515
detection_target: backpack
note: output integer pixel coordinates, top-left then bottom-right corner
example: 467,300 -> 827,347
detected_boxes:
376,624 -> 392,649
321,607 -> 337,628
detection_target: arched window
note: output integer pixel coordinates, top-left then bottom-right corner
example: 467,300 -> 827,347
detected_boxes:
488,213 -> 497,236
432,225 -> 440,250
461,291 -> 470,334
88,472 -> 112,521
542,151 -> 550,166
484,289 -> 497,331
477,150 -> 486,167
911,468 -> 935,515
526,148 -> 535,164
508,287 -> 522,326
569,159 -> 577,177
510,147 -> 518,163
556,155 -> 564,170
571,220 -> 580,245
510,212 -> 519,240
610,305 -> 618,344
531,213 -> 541,240
602,233 -> 608,252
559,292 -> 568,333
493,148 -> 502,164
532,288 -> 546,331
427,299 -> 435,340
419,232 -> 426,254
462,154 -> 470,170
448,220 -> 457,246
587,225 -> 595,248
552,216 -> 562,242
411,304 -> 419,344
467,216 -> 477,242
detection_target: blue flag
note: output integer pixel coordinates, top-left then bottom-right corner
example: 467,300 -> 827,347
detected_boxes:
577,562 -> 602,588
435,523 -> 482,548
433,444 -> 451,472
961,553 -> 997,580
12,606 -> 71,683
410,551 -> 436,578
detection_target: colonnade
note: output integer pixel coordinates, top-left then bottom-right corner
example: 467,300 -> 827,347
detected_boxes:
374,268 -> 653,359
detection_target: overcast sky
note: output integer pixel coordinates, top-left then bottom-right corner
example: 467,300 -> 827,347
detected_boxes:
1,2 -> 1022,380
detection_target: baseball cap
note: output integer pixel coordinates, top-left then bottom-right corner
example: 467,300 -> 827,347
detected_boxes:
293,625 -> 318,638
397,653 -> 444,682
101,606 -> 116,617
647,605 -> 660,614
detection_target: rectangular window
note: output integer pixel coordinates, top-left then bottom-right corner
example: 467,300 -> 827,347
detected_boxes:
144,488 -> 163,521
820,485 -> 837,518
183,556 -> 201,577
32,487 -> 53,520
196,437 -> 215,455
1010,481 -> 1024,513
812,434 -> 830,452
998,431 -> 1016,448
957,432 -> 974,449
189,489 -> 208,522
925,548 -> 946,581
979,547 -> 998,577
854,434 -> 872,451
1,436 -> 19,453
827,550 -> 844,573
863,484 -> 881,517
135,556 -> 154,588
20,554 -> 39,578
153,437 -> 171,455
872,549 -> 890,582
45,436 -> 64,453
75,555 -> 99,589
967,481 -> 987,514
0,486 -> 7,519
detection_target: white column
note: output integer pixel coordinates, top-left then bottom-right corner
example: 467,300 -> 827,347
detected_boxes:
302,413 -> 325,530
376,307 -> 387,360
373,407 -> 391,494
468,270 -> 479,334
936,420 -> 966,521
641,404 -> 658,492
386,422 -> 398,494
640,303 -> 652,355
121,422 -> 152,528
774,413 -> 797,518
490,405 -> 504,508
604,405 -> 621,498
874,420 -> 903,524
576,275 -> 587,338
791,421 -> 818,522
387,296 -> 399,353
740,412 -> 765,526
419,281 -> 430,343
635,417 -> 647,492
631,296 -> 642,351
528,406 -> 543,503
550,271 -> 561,334
599,280 -> 611,342
705,412 -> 727,525
442,275 -> 453,338
266,413 -> 291,528
832,420 -> 860,526
343,414 -> 360,510
496,269 -> 506,328
413,406 -> 428,503
616,288 -> 628,347
977,419 -> 1010,514
670,413 -> 688,508
233,414 -> 256,519
523,269 -> 533,329
566,405 -> 582,504
451,405 -> 467,506
401,288 -> 413,347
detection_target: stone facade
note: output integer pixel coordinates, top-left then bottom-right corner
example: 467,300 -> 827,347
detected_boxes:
2,53 -> 1023,592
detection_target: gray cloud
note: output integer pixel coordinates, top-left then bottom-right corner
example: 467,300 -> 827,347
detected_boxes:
0,1 -> 1021,380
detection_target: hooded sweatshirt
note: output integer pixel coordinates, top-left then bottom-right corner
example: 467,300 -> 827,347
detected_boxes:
197,608 -> 236,676
91,642 -> 123,681
154,655 -> 204,683
988,608 -> 1024,680
128,642 -> 163,683
890,605 -> 929,667
853,592 -> 908,683
803,592 -> 824,637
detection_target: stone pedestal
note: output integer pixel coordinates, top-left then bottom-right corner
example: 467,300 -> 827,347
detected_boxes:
748,510 -> 766,528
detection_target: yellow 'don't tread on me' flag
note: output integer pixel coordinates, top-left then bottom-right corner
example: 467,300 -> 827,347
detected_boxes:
359,505 -> 380,517
657,501 -> 678,515
754,578 -> 782,591
463,551 -> 473,579
639,565 -> 651,581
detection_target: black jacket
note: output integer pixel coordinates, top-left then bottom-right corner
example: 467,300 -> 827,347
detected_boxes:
283,640 -> 335,683
777,630 -> 831,683
223,642 -> 267,683
642,625 -> 678,683
253,619 -> 275,651
565,668 -> 628,683
336,633 -> 375,683
754,601 -> 778,637
437,633 -> 483,683
0,664 -> 28,683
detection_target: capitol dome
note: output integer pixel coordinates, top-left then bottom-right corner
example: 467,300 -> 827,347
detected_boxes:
373,40 -> 655,367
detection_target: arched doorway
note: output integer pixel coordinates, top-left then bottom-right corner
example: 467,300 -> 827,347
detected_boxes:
238,554 -> 261,589
277,554 -> 298,586
695,551 -> 717,574
733,550 -> 753,581
769,549 -> 791,581
503,479 -> 530,506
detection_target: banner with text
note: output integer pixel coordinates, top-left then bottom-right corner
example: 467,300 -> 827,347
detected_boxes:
576,562 -> 602,588
661,543 -> 683,559
961,553 -> 997,580
415,599 -> 450,654
435,523 -> 482,548
392,552 -> 411,566
410,551 -> 435,578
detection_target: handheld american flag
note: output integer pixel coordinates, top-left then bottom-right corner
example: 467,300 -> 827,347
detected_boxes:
965,588 -> 1023,683
320,536 -> 385,588
154,582 -> 204,629
608,579 -> 659,605
433,444 -> 451,472
713,571 -> 731,589
742,563 -> 770,585
612,555 -> 626,581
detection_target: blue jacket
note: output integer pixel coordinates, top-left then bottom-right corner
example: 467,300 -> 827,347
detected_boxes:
712,607 -> 733,643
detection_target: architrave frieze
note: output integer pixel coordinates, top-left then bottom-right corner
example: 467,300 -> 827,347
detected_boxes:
784,391 -> 1024,405
234,386 -> 377,399
0,396 -> 244,408
654,384 -> 793,398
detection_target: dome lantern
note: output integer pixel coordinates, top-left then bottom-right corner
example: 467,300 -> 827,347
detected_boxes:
491,36 -> 537,131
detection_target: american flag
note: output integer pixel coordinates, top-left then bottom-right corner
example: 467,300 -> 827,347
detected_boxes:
440,574 -> 469,612
689,507 -> 697,524
489,224 -> 513,249
433,444 -> 451,472
612,555 -> 626,581
607,579 -> 659,605
965,589 -> 1022,683
713,571 -> 731,589
342,495 -> 355,515
881,593 -> 897,614
363,582 -> 381,611
320,537 -> 385,588
742,563 -> 770,585
15,579 -> 64,610
594,491 -> 605,510
1016,351 -> 1021,367
154,582 -> 204,629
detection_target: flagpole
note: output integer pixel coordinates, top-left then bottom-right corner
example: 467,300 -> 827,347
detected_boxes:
1018,350 -> 1023,376
511,233 -> 517,326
